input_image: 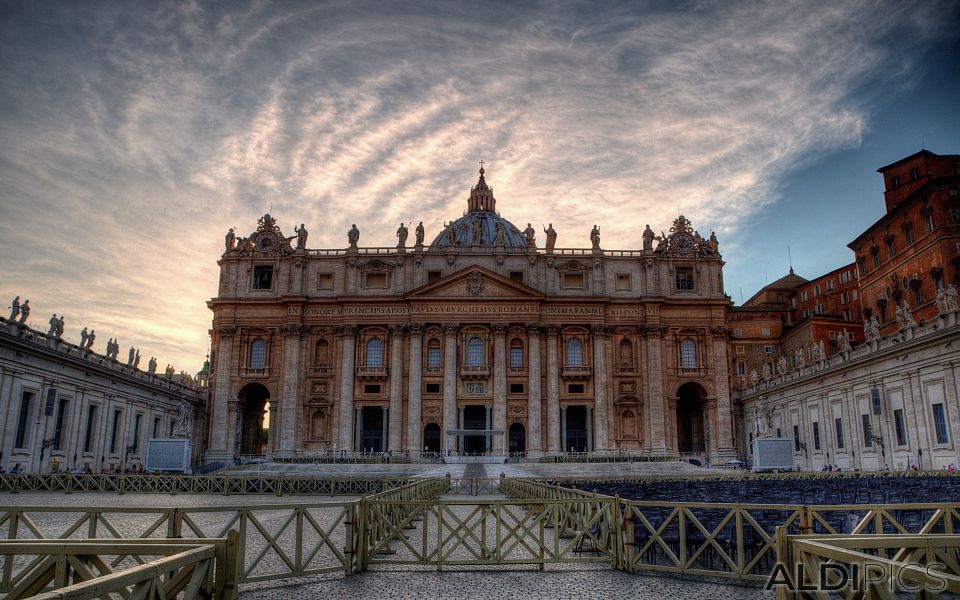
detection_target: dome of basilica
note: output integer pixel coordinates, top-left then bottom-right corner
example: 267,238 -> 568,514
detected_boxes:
430,167 -> 528,249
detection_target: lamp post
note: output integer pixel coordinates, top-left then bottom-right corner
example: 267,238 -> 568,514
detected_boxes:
864,422 -> 885,470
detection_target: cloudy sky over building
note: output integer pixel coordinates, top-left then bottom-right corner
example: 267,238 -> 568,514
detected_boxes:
1,0 -> 958,372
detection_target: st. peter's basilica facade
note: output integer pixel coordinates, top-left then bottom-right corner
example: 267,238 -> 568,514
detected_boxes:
204,168 -> 736,463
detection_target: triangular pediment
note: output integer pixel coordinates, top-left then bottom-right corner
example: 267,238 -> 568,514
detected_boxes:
407,266 -> 544,299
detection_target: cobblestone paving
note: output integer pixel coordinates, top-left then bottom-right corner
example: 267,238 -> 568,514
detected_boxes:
242,569 -> 770,599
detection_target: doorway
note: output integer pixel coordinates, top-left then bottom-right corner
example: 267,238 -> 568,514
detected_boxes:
358,406 -> 385,452
463,405 -> 487,454
565,406 -> 588,452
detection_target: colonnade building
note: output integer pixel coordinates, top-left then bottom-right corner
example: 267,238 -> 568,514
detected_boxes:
203,168 -> 736,463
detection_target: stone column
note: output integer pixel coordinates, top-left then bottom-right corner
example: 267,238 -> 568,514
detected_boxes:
591,325 -> 609,451
337,325 -> 358,452
388,325 -> 406,452
492,323 -> 507,449
545,325 -> 561,454
442,324 -> 459,454
226,400 -> 239,458
710,327 -> 736,460
277,324 -> 307,457
406,324 -> 424,453
586,406 -> 594,451
526,323 -> 543,456
209,326 -> 236,460
643,324 -> 668,454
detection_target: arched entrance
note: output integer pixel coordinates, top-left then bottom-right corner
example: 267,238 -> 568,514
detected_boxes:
237,383 -> 270,456
423,423 -> 441,454
508,423 -> 526,455
676,383 -> 706,453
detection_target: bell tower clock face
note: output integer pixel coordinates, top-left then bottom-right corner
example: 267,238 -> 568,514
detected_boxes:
672,233 -> 694,253
254,232 -> 277,251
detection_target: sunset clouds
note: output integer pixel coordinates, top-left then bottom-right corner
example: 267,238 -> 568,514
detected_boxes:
0,0 -> 955,371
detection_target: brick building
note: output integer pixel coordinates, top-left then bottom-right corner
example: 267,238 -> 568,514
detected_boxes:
849,150 -> 960,335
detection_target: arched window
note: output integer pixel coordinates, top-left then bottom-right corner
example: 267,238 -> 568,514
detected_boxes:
249,340 -> 266,369
466,337 -> 484,366
680,339 -> 697,369
314,339 -> 329,367
510,338 -> 524,369
566,338 -> 583,366
426,339 -> 441,370
619,338 -> 633,368
365,338 -> 384,367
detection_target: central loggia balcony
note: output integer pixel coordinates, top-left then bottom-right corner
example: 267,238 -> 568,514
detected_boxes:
356,365 -> 388,381
560,365 -> 592,380
459,364 -> 491,380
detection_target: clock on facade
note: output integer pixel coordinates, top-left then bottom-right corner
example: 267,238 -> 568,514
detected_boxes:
255,232 -> 277,251
672,233 -> 694,253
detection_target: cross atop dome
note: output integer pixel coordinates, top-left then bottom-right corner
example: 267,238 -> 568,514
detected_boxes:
468,162 -> 495,212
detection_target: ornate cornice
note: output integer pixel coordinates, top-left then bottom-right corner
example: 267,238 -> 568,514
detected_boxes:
280,324 -> 311,338
336,324 -> 358,338
216,325 -> 237,337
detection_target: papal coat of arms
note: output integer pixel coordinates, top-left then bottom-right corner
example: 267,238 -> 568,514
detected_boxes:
467,270 -> 485,296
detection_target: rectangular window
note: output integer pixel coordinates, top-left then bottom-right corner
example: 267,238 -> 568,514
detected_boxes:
44,388 -> 57,416
826,279 -> 834,290
110,409 -> 122,454
793,425 -> 801,452
567,383 -> 585,394
53,398 -> 69,451
733,328 -> 742,337
861,414 -> 873,447
891,175 -> 900,188
510,347 -> 523,368
252,265 -> 273,290
933,403 -> 949,444
365,272 -> 387,288
904,226 -> 913,245
871,389 -> 882,415
509,271 -> 524,283
813,285 -> 821,297
510,383 -> 525,394
841,292 -> 849,304
153,417 -> 161,438
762,345 -> 775,354
802,309 -> 810,319
812,422 -> 821,451
425,383 -> 441,394
735,345 -> 744,354
834,418 -> 845,449
133,414 -> 142,452
317,273 -> 334,290
842,308 -> 852,321
858,258 -> 866,277
563,273 -> 585,289
363,384 -> 381,394
893,409 -> 907,446
83,405 -> 98,453
814,304 -> 823,314
801,290 -> 808,302
925,211 -> 935,232
910,167 -> 919,180
872,253 -> 880,269
885,238 -> 895,258
852,290 -> 858,300
776,427 -> 782,438
840,272 -> 848,284
914,286 -> 923,307
427,270 -> 442,283
737,362 -> 746,375
761,328 -> 770,336
829,331 -> 837,340
675,268 -> 694,290
14,391 -> 33,449
615,274 -> 631,291
427,347 -> 441,370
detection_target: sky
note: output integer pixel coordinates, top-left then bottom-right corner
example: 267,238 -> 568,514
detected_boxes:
1,0 -> 958,373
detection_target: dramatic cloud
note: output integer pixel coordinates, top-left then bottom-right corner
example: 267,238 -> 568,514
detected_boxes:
0,0 -> 954,370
